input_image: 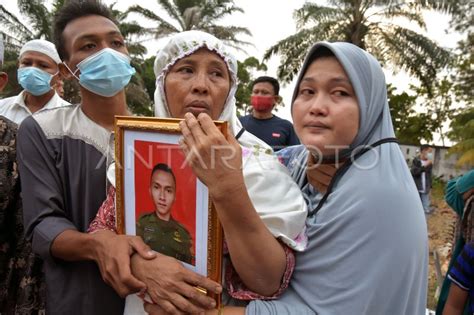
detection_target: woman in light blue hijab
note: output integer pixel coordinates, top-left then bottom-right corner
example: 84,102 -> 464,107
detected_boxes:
244,42 -> 429,314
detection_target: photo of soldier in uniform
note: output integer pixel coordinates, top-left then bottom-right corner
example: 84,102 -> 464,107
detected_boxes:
136,163 -> 194,265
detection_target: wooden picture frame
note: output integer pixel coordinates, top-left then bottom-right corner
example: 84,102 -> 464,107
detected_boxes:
114,116 -> 225,306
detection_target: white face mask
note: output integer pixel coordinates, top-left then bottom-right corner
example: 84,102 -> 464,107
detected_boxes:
426,152 -> 433,160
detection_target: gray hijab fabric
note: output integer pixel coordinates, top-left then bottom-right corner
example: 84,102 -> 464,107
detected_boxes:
246,42 -> 428,314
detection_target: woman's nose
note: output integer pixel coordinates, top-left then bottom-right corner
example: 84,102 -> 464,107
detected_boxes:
192,72 -> 209,94
309,94 -> 329,116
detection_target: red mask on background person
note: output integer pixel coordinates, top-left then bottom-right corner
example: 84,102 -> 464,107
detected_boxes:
251,95 -> 274,111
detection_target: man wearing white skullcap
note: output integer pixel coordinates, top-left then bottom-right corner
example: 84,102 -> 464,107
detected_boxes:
0,39 -> 70,124
0,35 -> 47,314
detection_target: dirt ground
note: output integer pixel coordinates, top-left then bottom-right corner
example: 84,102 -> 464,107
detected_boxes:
426,183 -> 458,310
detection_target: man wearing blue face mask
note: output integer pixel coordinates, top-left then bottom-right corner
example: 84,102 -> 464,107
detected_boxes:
0,39 -> 70,125
411,144 -> 434,214
15,1 -> 159,314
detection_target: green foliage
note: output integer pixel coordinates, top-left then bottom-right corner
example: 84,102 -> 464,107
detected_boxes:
109,2 -> 148,58
447,107 -> 474,167
388,84 -> 434,144
264,0 -> 452,89
452,33 -> 474,104
126,0 -> 251,50
235,57 -> 267,115
412,78 -> 456,146
17,0 -> 54,40
135,56 -> 157,103
445,1 -> 473,167
0,49 -> 22,98
388,71 -> 461,149
445,0 -> 473,33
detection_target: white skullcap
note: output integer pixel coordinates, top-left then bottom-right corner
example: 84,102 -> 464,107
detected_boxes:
19,39 -> 61,64
0,34 -> 4,66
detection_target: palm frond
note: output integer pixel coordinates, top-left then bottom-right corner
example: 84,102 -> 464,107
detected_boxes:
158,0 -> 186,30
202,25 -> 252,50
120,22 -> 149,39
375,4 -> 426,29
0,5 -> 34,43
146,27 -> 177,39
377,25 -> 452,92
201,1 -> 244,23
415,0 -> 463,14
127,5 -> 180,34
294,3 -> 344,28
127,1 -> 251,49
17,0 -> 52,40
127,43 -> 148,57
0,32 -> 23,52
264,23 -> 344,83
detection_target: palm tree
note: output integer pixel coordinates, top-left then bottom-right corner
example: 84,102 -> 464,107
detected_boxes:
126,0 -> 251,49
264,0 -> 453,88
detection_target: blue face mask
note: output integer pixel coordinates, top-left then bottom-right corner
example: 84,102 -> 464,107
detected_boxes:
67,48 -> 136,97
17,67 -> 54,96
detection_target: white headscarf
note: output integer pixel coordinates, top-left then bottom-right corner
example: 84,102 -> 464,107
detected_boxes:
153,30 -> 308,250
124,31 -> 309,315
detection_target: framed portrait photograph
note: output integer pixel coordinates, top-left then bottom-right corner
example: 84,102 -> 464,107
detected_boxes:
114,116 -> 225,305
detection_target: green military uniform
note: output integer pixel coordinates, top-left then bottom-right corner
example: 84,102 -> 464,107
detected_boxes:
136,213 -> 193,264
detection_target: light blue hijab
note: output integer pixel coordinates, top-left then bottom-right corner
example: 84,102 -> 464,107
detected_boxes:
246,42 -> 428,314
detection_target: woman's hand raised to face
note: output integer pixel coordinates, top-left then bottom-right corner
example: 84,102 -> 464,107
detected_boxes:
179,112 -> 244,198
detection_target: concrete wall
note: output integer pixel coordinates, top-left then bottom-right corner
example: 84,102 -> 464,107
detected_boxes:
399,144 -> 471,180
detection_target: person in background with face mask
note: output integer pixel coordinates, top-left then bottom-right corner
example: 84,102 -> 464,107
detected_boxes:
0,39 -> 70,125
239,76 -> 299,151
16,1 -> 158,314
411,144 -> 434,214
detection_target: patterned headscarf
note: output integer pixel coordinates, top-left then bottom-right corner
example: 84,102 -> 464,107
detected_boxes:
154,30 -> 244,142
152,30 -> 308,251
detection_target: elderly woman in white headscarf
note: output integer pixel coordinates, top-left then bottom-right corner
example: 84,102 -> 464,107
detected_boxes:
151,40 -> 428,315
89,30 -> 307,314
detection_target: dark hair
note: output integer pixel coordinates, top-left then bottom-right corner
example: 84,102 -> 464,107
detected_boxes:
151,163 -> 176,186
53,0 -> 118,61
310,46 -> 335,63
291,46 -> 336,103
420,144 -> 431,152
252,76 -> 280,95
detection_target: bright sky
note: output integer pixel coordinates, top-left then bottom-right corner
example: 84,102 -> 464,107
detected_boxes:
1,0 -> 463,143
111,0 -> 464,147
